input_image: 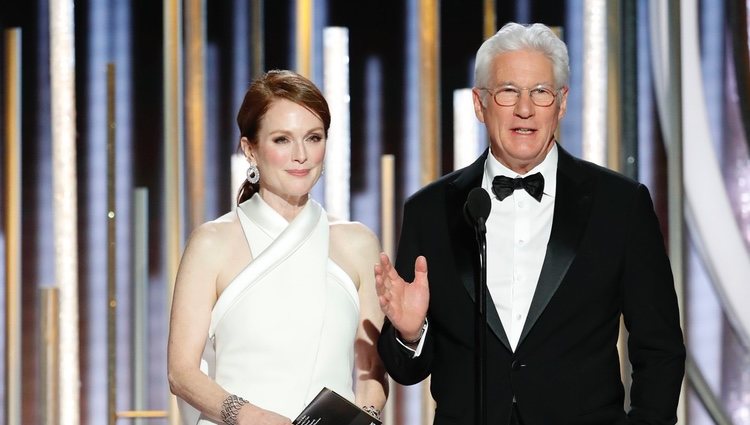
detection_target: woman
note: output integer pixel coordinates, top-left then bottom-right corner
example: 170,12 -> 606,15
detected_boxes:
168,70 -> 387,425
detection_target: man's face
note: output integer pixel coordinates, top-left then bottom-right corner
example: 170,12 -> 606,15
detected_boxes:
472,49 -> 568,174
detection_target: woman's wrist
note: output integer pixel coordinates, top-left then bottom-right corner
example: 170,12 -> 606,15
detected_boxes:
220,394 -> 248,425
362,405 -> 382,420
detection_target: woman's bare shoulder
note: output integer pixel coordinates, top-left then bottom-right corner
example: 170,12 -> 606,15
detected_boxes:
186,210 -> 242,254
329,219 -> 379,251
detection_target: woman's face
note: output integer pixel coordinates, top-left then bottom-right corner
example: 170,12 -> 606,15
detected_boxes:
243,98 -> 326,208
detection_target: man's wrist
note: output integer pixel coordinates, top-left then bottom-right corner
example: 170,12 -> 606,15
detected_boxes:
398,319 -> 428,344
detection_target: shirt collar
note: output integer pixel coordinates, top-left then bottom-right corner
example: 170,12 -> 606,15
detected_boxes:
483,143 -> 558,198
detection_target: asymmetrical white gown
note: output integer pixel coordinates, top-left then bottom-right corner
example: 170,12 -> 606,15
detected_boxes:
178,195 -> 360,424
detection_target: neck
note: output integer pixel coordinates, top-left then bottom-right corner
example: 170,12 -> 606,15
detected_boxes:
258,189 -> 309,222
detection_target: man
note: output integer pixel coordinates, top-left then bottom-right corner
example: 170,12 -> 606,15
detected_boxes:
375,22 -> 685,425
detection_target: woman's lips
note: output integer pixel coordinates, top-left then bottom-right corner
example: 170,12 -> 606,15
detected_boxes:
287,169 -> 310,176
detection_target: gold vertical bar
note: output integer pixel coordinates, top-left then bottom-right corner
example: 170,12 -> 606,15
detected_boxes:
419,0 -> 440,187
380,155 -> 395,259
185,0 -> 206,230
483,0 -> 495,39
164,0 -> 184,423
296,0 -> 313,77
251,0 -> 265,78
40,288 -> 60,425
106,63 -> 118,425
380,154 -> 397,425
49,0 -> 80,422
4,27 -> 22,425
419,1 -> 440,421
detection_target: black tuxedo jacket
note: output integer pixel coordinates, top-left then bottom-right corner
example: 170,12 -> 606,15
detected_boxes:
378,145 -> 685,425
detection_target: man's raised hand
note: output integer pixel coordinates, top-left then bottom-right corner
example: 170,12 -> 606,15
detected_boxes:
374,253 -> 429,341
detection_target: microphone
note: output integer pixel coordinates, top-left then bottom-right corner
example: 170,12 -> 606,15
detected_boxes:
464,187 -> 491,233
463,187 -> 491,425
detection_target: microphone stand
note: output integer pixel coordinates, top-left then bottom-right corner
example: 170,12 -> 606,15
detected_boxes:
473,217 -> 488,425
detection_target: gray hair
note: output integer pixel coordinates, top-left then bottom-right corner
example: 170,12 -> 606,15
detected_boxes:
474,22 -> 570,92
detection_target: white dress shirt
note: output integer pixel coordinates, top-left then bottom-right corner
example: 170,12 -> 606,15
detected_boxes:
483,144 -> 557,351
400,145 -> 558,356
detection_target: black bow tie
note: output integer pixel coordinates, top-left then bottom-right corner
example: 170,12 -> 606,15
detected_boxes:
491,172 -> 545,202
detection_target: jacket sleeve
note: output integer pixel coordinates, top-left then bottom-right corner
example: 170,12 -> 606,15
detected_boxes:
623,184 -> 686,424
377,200 -> 434,385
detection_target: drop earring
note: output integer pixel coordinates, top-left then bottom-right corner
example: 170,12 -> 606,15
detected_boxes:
246,164 -> 260,184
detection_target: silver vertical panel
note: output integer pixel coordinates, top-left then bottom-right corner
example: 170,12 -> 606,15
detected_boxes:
132,188 -> 149,425
49,0 -> 81,422
323,27 -> 351,220
582,0 -> 608,166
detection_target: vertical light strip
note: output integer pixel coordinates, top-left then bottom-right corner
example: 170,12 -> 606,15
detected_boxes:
296,0 -> 313,77
84,0 -> 111,420
582,0 -> 608,166
185,0 -> 206,230
606,0 -> 622,171
420,1 -> 439,422
106,64 -> 117,425
132,188 -> 149,425
49,0 -> 80,422
379,154 -> 396,425
3,27 -> 22,425
562,0 -> 584,156
351,56 -> 382,232
404,0 -> 421,198
251,0 -> 264,79
231,154 -> 247,206
40,288 -> 59,425
164,0 -> 184,423
380,155 -> 396,272
419,0 -> 441,187
111,1 -> 135,418
453,89 -> 481,170
514,0 -> 531,23
668,1 -> 686,422
323,27 -> 351,220
483,0 -> 495,39
231,0 -> 250,132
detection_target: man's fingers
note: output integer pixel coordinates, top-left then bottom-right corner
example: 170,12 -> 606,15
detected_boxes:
414,256 -> 429,283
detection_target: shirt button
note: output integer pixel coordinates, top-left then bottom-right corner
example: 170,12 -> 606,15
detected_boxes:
518,239 -> 525,245
518,201 -> 525,209
516,314 -> 523,321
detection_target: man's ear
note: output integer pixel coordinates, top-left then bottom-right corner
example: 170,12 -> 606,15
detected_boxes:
557,86 -> 569,120
472,88 -> 486,123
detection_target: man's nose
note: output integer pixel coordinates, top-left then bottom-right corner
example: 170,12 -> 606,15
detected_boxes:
513,92 -> 535,118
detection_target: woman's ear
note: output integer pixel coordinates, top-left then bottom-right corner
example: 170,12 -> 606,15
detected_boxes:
240,137 -> 254,162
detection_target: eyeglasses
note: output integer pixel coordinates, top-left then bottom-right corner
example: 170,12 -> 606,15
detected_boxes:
481,85 -> 561,107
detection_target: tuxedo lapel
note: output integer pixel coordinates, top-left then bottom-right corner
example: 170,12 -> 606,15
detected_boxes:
448,150 -> 512,351
518,146 -> 593,345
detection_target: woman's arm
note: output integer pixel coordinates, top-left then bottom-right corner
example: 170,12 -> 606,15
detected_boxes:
167,219 -> 292,425
334,222 -> 389,413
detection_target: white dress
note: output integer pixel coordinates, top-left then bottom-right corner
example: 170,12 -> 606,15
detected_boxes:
178,195 -> 360,424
